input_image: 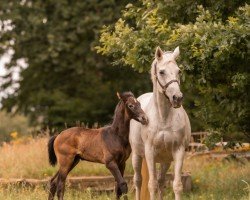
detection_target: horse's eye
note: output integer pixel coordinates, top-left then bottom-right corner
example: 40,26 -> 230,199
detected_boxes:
128,104 -> 134,109
159,70 -> 165,75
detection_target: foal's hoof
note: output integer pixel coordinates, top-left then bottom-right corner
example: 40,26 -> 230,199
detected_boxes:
116,182 -> 128,199
119,182 -> 128,194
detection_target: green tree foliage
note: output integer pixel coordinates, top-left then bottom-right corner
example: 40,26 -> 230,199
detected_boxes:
0,0 -> 151,131
97,1 -> 250,141
0,111 -> 31,142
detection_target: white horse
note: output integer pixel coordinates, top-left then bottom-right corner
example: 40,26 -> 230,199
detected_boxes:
129,46 -> 191,200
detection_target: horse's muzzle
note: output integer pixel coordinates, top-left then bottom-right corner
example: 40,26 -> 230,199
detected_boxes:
172,93 -> 183,108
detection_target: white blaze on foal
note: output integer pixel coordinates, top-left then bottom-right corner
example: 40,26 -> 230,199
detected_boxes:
129,46 -> 191,200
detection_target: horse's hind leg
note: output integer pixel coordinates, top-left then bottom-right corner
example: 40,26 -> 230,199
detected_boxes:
158,162 -> 170,200
48,171 -> 59,200
132,153 -> 142,200
57,156 -> 80,200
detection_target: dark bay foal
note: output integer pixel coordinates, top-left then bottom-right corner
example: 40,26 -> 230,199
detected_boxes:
48,92 -> 148,200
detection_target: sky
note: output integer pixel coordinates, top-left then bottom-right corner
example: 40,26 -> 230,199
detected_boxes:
0,54 -> 8,76
0,52 -> 24,105
0,54 -> 10,104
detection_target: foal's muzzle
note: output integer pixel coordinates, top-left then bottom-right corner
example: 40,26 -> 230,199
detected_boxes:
138,115 -> 148,125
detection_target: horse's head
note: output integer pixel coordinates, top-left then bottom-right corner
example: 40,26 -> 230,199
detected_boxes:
117,92 -> 148,125
151,46 -> 183,108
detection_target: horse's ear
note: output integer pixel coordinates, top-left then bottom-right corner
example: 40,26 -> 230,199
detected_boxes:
155,46 -> 163,61
173,46 -> 180,59
116,92 -> 121,100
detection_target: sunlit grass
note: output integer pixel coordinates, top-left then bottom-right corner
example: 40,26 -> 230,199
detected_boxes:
181,157 -> 250,200
0,136 -> 133,179
0,136 -> 249,199
0,185 -> 117,200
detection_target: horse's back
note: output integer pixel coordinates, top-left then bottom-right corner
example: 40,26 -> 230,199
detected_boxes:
137,92 -> 153,109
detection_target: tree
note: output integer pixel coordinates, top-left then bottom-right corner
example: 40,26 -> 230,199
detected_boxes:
0,0 -> 151,132
97,1 -> 250,141
0,111 -> 31,142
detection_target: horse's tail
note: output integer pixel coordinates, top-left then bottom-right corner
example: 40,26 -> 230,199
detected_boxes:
48,135 -> 57,166
141,158 -> 150,200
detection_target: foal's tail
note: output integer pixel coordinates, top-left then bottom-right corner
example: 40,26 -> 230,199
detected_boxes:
48,135 -> 57,166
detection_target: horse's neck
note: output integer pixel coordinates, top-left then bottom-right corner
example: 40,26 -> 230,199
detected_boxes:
153,85 -> 173,124
111,102 -> 130,142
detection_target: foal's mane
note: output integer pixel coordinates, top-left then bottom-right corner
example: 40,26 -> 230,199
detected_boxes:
112,100 -> 124,121
106,92 -> 134,127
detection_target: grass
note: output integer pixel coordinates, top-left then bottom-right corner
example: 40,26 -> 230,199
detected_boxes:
0,135 -> 134,179
0,136 -> 249,199
183,157 -> 250,200
0,186 -> 119,200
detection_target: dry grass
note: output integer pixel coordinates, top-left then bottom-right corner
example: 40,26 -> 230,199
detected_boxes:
0,136 -> 249,199
0,135 -> 133,179
182,156 -> 250,200
0,186 -> 118,200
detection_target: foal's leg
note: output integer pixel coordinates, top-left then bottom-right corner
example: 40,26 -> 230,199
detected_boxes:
48,171 -> 59,200
106,160 -> 127,199
173,147 -> 185,200
145,144 -> 157,200
158,162 -> 170,200
116,162 -> 128,200
57,156 -> 79,200
132,153 -> 142,200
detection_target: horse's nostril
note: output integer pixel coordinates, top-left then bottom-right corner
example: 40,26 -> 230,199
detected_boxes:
173,94 -> 183,102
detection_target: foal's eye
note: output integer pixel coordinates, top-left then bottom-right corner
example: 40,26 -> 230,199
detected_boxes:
159,70 -> 165,75
128,104 -> 134,109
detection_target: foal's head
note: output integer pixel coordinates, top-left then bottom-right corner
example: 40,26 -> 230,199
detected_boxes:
117,92 -> 148,125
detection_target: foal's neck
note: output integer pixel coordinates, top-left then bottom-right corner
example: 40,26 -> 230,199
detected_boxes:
111,101 -> 130,142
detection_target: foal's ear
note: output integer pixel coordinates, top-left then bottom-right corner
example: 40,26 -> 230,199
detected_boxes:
173,46 -> 180,59
116,92 -> 121,100
155,46 -> 163,61
117,92 -> 128,102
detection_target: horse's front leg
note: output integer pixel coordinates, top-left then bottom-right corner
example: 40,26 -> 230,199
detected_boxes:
132,153 -> 142,200
158,162 -> 170,200
145,143 -> 157,200
106,160 -> 128,200
173,147 -> 185,200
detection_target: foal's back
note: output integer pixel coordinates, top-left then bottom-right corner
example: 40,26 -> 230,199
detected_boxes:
54,126 -> 127,164
54,127 -> 107,163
